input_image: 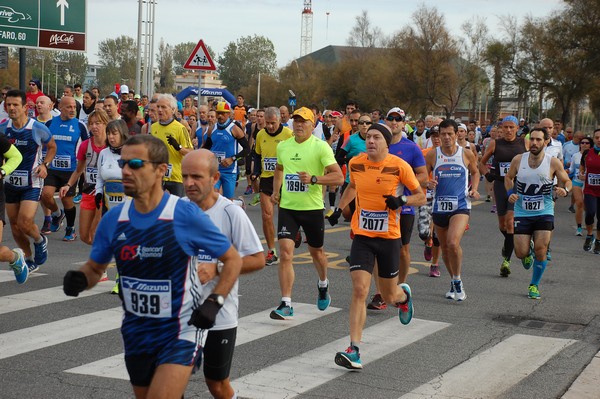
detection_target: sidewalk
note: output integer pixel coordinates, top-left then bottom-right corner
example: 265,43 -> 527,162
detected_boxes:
562,350 -> 600,398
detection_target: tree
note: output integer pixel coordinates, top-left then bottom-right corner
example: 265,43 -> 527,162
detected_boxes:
217,35 -> 277,94
346,10 -> 386,48
173,41 -> 215,75
96,35 -> 137,94
459,17 -> 490,118
156,39 -> 174,92
484,40 -> 512,123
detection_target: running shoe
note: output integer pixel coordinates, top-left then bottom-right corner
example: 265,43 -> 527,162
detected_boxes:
398,283 -> 413,325
485,195 -> 491,202
270,301 -> 294,320
50,209 -> 65,232
453,280 -> 466,301
465,223 -> 470,232
584,235 -> 595,252
594,240 -> 600,255
26,259 -> 39,274
33,234 -> 48,265
111,282 -> 120,295
366,293 -> 387,310
63,227 -> 77,242
528,284 -> 541,299
576,227 -> 583,237
568,205 -> 575,213
324,209 -> 334,218
500,258 -> 511,277
9,248 -> 28,284
521,254 -> 533,270
249,194 -> 260,206
445,281 -> 455,300
99,271 -> 109,282
317,283 -> 331,311
424,241 -> 433,261
546,247 -> 552,261
490,205 -> 496,213
244,185 -> 253,195
345,255 -> 351,264
40,219 -> 52,235
334,346 -> 362,370
429,264 -> 440,277
265,250 -> 278,266
73,194 -> 82,204
294,230 -> 302,248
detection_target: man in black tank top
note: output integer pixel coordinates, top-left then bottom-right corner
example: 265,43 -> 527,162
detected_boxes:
479,115 -> 528,277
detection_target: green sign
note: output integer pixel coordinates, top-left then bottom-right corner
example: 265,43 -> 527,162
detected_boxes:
0,0 -> 86,51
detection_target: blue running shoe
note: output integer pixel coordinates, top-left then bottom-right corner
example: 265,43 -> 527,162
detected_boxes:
26,259 -> 39,274
317,283 -> 331,311
453,279 -> 466,301
243,185 -> 253,195
63,227 -> 77,242
33,234 -> 48,265
73,193 -> 82,204
50,209 -> 65,232
335,346 -> 362,370
269,301 -> 294,320
9,248 -> 28,284
528,284 -> 541,299
546,247 -> 552,261
40,218 -> 51,235
398,283 -> 414,325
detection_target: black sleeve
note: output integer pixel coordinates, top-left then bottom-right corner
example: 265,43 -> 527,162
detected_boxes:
580,149 -> 588,167
203,136 -> 213,150
0,133 -> 11,154
334,135 -> 346,161
322,124 -> 331,140
234,135 -> 250,158
252,150 -> 262,176
335,148 -> 348,166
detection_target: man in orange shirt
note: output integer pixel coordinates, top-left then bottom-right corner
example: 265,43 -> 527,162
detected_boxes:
328,123 -> 425,370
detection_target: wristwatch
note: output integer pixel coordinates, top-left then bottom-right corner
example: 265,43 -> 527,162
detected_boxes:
231,155 -> 237,161
400,195 -> 408,205
0,168 -> 5,178
564,187 -> 570,194
310,175 -> 318,185
207,293 -> 225,306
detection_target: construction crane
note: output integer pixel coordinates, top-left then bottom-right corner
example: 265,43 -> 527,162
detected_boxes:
300,0 -> 313,56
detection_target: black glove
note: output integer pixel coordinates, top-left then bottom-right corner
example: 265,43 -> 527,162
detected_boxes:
188,298 -> 222,329
484,173 -> 494,182
167,135 -> 182,151
95,193 -> 103,209
327,208 -> 343,226
63,270 -> 88,297
383,195 -> 405,210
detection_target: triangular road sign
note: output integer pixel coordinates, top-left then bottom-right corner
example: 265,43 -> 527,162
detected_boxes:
183,39 -> 216,70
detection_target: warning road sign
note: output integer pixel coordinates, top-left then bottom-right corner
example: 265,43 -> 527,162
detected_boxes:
183,39 -> 216,71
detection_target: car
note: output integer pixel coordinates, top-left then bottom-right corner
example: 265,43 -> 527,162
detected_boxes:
0,6 -> 32,23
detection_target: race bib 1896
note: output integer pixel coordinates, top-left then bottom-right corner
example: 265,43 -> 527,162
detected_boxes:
285,174 -> 307,193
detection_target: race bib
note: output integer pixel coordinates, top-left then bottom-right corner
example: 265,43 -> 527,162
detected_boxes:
588,173 -> 600,186
359,209 -> 389,232
437,196 -> 458,212
285,174 -> 307,193
104,180 -> 126,209
121,276 -> 172,318
214,151 -> 226,164
522,195 -> 543,212
262,157 -> 277,172
52,155 -> 71,169
7,170 -> 28,187
499,162 -> 510,177
85,167 -> 97,184
165,163 -> 173,178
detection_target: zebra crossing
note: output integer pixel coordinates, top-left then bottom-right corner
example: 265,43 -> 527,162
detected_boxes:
0,274 -> 593,398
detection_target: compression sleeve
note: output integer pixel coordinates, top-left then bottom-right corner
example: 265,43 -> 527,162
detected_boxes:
235,136 -> 250,158
2,144 -> 23,175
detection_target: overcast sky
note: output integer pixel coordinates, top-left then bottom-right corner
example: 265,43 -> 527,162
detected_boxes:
87,0 -> 564,68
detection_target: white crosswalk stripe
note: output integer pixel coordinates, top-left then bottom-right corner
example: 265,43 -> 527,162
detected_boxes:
65,303 -> 342,380
0,270 -> 45,283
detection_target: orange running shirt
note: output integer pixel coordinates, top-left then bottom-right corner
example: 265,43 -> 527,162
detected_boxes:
349,153 -> 420,239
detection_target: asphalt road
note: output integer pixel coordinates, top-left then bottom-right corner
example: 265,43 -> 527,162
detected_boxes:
0,186 -> 598,399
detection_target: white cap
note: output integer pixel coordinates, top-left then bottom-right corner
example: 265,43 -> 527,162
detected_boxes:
120,84 -> 129,94
386,107 -> 405,120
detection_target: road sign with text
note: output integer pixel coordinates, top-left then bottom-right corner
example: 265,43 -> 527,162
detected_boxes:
0,0 -> 86,51
184,39 -> 216,70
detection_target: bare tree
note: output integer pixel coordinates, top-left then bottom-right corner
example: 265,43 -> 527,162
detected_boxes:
346,10 -> 386,48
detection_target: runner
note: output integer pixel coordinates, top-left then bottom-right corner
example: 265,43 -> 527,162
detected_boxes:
426,119 -> 480,301
329,122 -> 424,369
270,107 -> 344,319
182,149 -> 264,399
63,134 -> 242,399
581,128 -> 600,253
41,96 -> 89,242
504,127 -> 571,299
251,107 -> 293,265
568,136 -> 590,237
1,89 -> 55,274
480,115 -> 527,277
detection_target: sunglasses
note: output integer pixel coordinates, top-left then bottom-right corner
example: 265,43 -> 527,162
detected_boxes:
386,116 -> 403,122
358,121 -> 372,126
580,142 -> 592,145
118,159 -> 159,169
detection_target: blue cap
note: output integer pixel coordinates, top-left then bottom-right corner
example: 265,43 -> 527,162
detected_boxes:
502,115 -> 519,125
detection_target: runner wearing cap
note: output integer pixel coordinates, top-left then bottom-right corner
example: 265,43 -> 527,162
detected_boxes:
270,107 -> 344,320
203,102 -> 250,200
480,115 -> 528,277
329,122 -> 424,369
